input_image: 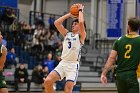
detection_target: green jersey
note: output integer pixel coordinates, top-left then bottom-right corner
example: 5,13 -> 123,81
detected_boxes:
113,35 -> 140,73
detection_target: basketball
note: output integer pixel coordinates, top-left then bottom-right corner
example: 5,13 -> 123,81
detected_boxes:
70,4 -> 79,17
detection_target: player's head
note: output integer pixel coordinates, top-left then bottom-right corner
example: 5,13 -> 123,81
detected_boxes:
71,19 -> 86,33
71,19 -> 79,33
19,63 -> 25,69
47,53 -> 52,60
127,17 -> 140,33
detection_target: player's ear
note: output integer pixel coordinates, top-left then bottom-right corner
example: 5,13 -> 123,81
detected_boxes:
127,25 -> 130,33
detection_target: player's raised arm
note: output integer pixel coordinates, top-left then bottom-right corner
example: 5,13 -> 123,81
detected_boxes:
78,4 -> 86,44
54,13 -> 71,37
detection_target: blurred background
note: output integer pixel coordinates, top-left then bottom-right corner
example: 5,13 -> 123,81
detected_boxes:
0,0 -> 139,92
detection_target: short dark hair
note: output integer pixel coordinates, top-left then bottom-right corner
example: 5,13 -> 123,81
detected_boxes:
72,19 -> 86,29
128,17 -> 140,32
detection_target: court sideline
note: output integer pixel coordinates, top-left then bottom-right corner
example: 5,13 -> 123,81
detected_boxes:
10,91 -> 117,93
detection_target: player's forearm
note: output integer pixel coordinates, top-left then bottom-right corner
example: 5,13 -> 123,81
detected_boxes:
79,11 -> 84,24
102,56 -> 115,76
102,50 -> 117,76
78,10 -> 85,31
54,13 -> 71,25
79,10 -> 86,43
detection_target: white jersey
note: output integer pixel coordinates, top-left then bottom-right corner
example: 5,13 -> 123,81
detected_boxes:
61,32 -> 82,61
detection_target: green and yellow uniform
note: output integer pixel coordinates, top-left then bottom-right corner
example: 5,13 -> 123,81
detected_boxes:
136,63 -> 140,93
136,64 -> 140,78
0,44 -> 7,88
0,71 -> 7,88
113,35 -> 140,93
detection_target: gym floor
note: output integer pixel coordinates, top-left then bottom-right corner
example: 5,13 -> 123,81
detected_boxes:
9,91 -> 117,93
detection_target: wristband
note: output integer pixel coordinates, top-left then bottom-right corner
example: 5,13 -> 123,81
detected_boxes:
79,9 -> 83,12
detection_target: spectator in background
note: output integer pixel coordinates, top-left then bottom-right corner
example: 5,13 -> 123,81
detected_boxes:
31,65 -> 44,84
5,47 -> 17,68
43,66 -> 49,78
47,32 -> 61,54
32,21 -> 45,52
2,37 -> 7,47
14,63 -> 30,92
54,53 -> 61,68
35,12 -> 43,23
48,14 -> 56,34
63,12 -> 67,28
42,53 -> 54,73
2,8 -> 16,25
47,35 -> 55,53
38,28 -> 49,51
52,31 -> 61,49
55,42 -> 63,56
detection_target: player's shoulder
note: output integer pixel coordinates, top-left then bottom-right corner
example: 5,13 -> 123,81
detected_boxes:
137,35 -> 140,39
116,36 -> 128,42
118,36 -> 126,40
66,31 -> 72,35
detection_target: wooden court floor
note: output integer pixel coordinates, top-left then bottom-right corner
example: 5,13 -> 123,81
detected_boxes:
9,91 -> 117,93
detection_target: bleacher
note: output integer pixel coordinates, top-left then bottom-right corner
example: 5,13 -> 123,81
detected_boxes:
3,43 -> 117,92
3,67 -> 44,92
78,43 -> 117,92
3,28 -> 117,93
4,67 -> 81,92
0,3 -> 118,92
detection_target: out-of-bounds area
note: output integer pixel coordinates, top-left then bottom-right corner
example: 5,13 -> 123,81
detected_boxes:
10,91 -> 117,93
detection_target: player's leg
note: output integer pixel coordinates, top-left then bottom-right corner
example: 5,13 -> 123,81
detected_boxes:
116,73 -> 128,93
0,73 -> 9,93
128,76 -> 139,93
44,70 -> 60,93
44,61 -> 64,93
64,81 -> 75,93
116,79 -> 128,93
0,88 -> 9,93
0,80 -> 8,93
64,62 -> 79,93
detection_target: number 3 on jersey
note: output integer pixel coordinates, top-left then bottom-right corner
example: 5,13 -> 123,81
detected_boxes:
124,44 -> 132,58
68,42 -> 71,49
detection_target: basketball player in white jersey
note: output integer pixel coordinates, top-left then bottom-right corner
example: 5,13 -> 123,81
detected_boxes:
44,4 -> 86,93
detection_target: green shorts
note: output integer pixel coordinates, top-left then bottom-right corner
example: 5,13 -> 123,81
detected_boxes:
0,71 -> 7,88
116,71 -> 139,93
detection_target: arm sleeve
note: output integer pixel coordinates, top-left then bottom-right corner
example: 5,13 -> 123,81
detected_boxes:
112,40 -> 118,51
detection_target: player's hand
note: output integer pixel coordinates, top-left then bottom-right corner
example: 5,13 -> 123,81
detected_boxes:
79,4 -> 84,10
69,13 -> 78,18
101,74 -> 107,85
76,4 -> 84,12
20,78 -> 25,82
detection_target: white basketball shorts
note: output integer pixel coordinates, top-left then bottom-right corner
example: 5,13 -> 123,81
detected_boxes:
54,60 -> 79,84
